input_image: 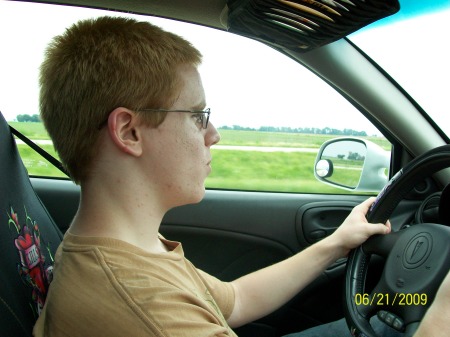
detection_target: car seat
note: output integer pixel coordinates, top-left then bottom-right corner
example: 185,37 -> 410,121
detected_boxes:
0,111 -> 63,337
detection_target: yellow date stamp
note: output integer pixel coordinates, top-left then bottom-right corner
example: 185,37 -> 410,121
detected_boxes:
354,293 -> 427,306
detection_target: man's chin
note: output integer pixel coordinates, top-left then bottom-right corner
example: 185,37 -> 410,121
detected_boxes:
176,187 -> 206,207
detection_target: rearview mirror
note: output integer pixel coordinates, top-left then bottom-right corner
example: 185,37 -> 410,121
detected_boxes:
314,138 -> 390,192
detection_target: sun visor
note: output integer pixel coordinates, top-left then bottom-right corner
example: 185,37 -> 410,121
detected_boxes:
227,0 -> 400,52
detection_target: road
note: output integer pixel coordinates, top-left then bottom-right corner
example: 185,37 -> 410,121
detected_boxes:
214,145 -> 318,153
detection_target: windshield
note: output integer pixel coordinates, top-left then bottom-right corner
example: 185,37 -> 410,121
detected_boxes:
349,0 -> 450,137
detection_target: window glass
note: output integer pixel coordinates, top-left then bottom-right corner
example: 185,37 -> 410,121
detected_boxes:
0,1 -> 390,194
349,0 -> 450,137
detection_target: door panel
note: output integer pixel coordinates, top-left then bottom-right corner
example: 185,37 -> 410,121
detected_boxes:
297,202 -> 357,245
31,177 -> 420,336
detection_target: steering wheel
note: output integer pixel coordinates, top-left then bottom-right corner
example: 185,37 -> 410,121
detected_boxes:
344,145 -> 450,337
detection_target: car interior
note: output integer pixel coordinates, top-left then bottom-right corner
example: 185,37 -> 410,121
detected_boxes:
1,1 -> 449,337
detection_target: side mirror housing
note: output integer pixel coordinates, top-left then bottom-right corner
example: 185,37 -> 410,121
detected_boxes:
314,137 -> 390,192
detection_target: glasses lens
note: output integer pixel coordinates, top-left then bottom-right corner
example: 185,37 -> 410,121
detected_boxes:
203,109 -> 210,129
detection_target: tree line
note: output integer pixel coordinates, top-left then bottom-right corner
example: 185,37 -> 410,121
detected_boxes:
16,114 -> 41,122
219,125 -> 368,136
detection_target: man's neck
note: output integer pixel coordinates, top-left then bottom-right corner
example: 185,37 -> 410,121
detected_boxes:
69,177 -> 170,254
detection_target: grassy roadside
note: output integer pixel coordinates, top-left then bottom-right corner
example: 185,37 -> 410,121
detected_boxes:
9,122 -> 51,140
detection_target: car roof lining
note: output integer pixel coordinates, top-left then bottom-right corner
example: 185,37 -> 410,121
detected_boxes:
25,0 -> 230,29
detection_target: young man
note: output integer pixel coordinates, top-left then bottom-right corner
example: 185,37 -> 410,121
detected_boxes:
33,16 -> 447,337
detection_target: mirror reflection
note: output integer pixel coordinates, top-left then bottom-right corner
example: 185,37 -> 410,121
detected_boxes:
316,140 -> 366,189
315,159 -> 333,178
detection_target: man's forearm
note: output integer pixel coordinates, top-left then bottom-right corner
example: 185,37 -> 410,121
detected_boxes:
227,236 -> 341,328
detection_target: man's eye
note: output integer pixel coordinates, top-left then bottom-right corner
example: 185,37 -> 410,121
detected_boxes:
193,113 -> 203,125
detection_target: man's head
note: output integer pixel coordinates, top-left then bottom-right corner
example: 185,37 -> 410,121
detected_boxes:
39,16 -> 202,183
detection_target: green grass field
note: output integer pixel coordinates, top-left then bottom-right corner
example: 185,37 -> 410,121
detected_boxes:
11,122 -> 386,194
17,144 -> 68,178
9,122 -> 52,140
206,150 -> 343,193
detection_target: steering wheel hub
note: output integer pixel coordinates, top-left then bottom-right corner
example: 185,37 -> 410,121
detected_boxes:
403,233 -> 432,269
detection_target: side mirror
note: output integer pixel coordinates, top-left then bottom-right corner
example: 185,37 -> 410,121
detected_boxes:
314,138 -> 390,192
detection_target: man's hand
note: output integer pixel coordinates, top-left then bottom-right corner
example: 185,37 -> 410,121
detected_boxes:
327,197 -> 391,258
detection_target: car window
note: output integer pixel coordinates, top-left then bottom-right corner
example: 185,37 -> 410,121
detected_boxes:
349,0 -> 450,138
0,1 -> 390,194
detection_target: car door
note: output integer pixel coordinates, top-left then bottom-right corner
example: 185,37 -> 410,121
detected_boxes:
1,2 -> 439,337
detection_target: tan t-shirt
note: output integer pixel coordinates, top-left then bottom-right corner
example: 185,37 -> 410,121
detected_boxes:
33,232 -> 237,337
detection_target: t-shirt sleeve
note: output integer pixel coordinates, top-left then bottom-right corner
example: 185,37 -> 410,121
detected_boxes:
196,269 -> 236,320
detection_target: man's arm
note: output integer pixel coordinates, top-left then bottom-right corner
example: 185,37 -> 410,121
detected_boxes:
414,270 -> 450,337
227,197 -> 391,328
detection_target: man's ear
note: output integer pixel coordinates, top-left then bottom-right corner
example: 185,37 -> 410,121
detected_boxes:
107,107 -> 143,157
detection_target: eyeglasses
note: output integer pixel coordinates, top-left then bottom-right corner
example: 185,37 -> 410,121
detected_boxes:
137,108 -> 211,129
98,108 -> 211,130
